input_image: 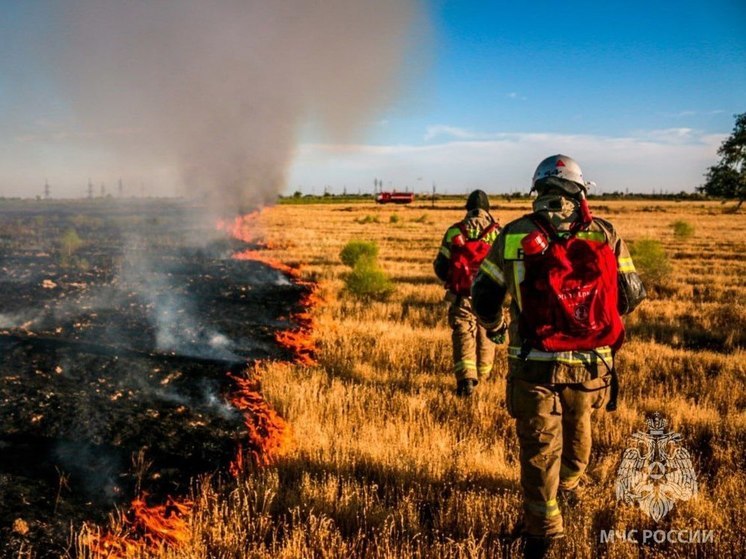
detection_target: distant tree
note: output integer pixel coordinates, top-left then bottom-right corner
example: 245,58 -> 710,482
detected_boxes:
699,112 -> 746,208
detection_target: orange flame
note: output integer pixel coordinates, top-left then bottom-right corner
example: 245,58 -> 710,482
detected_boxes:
233,249 -> 302,280
227,366 -> 291,474
215,209 -> 267,244
273,287 -> 320,366
81,495 -> 192,558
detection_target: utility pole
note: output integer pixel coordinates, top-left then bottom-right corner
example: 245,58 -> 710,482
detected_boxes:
432,182 -> 436,208
44,179 -> 50,199
118,179 -> 124,197
87,179 -> 94,199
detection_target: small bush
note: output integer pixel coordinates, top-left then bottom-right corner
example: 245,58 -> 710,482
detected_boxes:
630,238 -> 671,284
355,214 -> 380,224
59,228 -> 83,258
389,214 -> 400,224
344,260 -> 394,301
339,240 -> 393,300
671,220 -> 695,239
340,240 -> 379,268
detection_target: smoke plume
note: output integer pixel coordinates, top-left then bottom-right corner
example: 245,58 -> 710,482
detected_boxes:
37,0 -> 425,214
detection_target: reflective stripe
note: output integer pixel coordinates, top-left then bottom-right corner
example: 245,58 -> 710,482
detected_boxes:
575,231 -> 606,242
439,245 -> 451,258
445,227 -> 462,243
504,233 -> 528,260
478,363 -> 493,374
479,259 -> 506,285
526,499 -> 561,518
513,260 -> 525,310
454,360 -> 477,372
508,346 -> 613,368
618,256 -> 636,273
560,463 -> 583,482
483,230 -> 499,243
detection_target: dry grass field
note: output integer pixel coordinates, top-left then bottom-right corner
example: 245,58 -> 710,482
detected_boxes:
76,199 -> 745,558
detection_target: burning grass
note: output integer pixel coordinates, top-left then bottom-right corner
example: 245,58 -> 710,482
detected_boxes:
79,496 -> 193,558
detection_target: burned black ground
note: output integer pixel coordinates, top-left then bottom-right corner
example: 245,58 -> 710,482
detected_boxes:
0,200 -> 304,557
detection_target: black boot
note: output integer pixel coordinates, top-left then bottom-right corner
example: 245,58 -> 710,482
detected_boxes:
522,536 -> 556,559
456,378 -> 476,397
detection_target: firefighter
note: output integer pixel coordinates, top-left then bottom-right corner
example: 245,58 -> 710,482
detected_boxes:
471,155 -> 646,558
433,189 -> 501,397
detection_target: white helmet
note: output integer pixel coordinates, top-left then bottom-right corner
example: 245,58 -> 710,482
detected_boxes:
531,154 -> 589,194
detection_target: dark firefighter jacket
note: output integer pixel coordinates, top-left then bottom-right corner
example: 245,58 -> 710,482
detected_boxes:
471,194 -> 646,383
433,208 -> 499,289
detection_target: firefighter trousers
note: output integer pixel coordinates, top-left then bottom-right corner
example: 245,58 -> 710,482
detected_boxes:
506,374 -> 611,537
447,296 -> 496,382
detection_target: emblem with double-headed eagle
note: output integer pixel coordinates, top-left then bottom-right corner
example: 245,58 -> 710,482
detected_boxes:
615,413 -> 698,521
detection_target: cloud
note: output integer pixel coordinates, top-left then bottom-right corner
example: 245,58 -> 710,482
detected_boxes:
289,128 -> 725,194
660,109 -> 725,118
424,125 -> 479,141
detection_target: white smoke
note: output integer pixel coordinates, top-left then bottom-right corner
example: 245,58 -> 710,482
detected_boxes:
29,0 -> 426,214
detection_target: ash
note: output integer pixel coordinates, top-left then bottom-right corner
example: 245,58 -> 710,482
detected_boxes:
0,200 -> 307,557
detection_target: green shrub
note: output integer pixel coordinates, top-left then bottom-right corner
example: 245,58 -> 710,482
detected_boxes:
355,214 -> 380,224
59,228 -> 83,258
671,220 -> 695,239
339,240 -> 393,300
630,238 -> 671,284
389,214 -> 400,224
344,260 -> 394,301
339,240 -> 379,268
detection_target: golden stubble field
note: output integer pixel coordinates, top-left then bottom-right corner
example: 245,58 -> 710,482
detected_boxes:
81,199 -> 745,559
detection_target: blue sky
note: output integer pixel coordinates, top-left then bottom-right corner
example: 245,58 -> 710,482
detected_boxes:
290,0 -> 746,194
1,0 -> 745,198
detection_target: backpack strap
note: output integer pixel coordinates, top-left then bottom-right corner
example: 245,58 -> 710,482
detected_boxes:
457,221 -> 498,241
477,222 -> 499,241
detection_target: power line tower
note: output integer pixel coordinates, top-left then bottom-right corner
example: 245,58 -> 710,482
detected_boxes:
87,179 -> 94,199
118,179 -> 124,197
44,179 -> 50,199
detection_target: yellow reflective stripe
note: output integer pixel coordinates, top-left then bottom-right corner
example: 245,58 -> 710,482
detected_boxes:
439,245 -> 451,258
618,257 -> 636,273
478,363 -> 493,374
575,231 -> 606,242
526,499 -> 560,518
454,360 -> 477,372
484,230 -> 499,243
560,463 -> 583,482
508,346 -> 613,367
479,259 -> 506,285
513,260 -> 525,310
504,233 -> 528,260
445,227 -> 462,243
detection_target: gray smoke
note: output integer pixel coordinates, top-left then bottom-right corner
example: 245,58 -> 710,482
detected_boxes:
36,0 -> 425,215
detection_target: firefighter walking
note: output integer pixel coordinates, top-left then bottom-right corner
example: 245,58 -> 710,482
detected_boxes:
434,189 -> 501,397
471,155 -> 646,558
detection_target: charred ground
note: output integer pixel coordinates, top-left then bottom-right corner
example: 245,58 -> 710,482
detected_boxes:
0,200 -> 305,557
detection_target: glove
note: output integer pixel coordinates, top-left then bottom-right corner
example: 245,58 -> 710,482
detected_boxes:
486,321 -> 507,344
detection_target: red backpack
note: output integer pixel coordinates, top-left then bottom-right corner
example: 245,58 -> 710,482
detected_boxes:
518,213 -> 624,352
447,222 -> 499,296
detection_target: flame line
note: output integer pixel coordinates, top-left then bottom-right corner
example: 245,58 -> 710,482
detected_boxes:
81,213 -> 318,556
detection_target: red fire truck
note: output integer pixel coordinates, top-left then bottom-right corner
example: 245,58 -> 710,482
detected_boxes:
375,191 -> 415,204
